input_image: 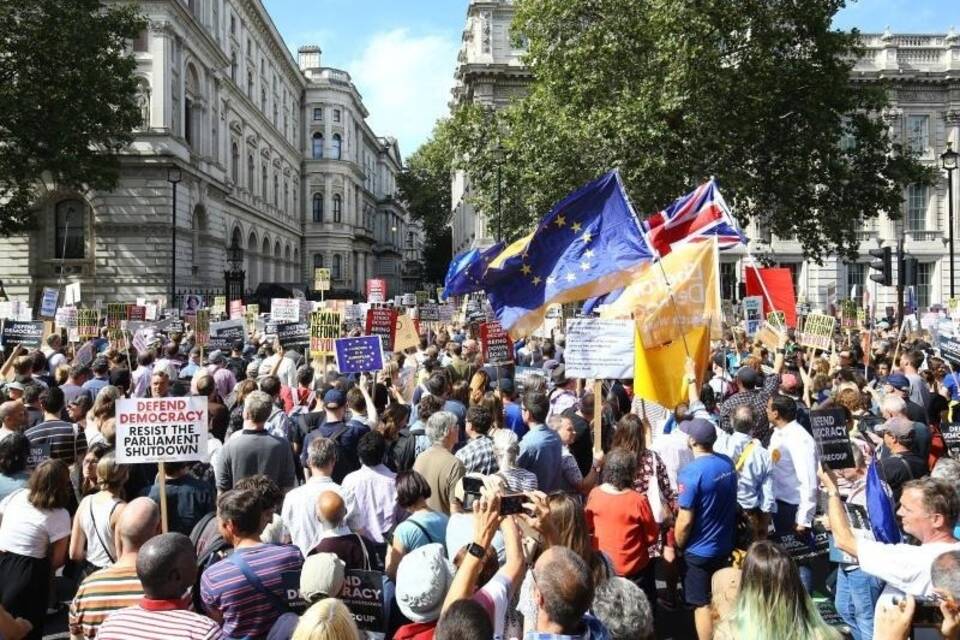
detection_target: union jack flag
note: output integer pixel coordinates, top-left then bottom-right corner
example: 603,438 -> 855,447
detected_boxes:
642,179 -> 747,256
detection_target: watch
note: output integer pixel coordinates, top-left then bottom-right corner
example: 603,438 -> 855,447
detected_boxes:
467,542 -> 486,559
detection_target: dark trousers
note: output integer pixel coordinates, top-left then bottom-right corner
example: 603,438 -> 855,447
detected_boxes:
773,499 -> 813,593
626,562 -> 657,617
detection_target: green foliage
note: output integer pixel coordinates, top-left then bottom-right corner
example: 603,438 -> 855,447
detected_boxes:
0,0 -> 145,233
448,0 -> 934,262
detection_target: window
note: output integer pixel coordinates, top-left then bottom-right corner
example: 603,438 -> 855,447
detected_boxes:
845,262 -> 866,297
313,254 -> 324,268
133,29 -> 148,52
313,107 -> 323,121
261,165 -> 267,198
311,133 -> 323,159
247,155 -> 254,189
55,200 -> 85,259
261,88 -> 267,112
333,194 -> 342,222
312,193 -> 323,222
230,52 -> 237,83
906,115 -> 929,154
719,261 -> 738,301
916,262 -> 931,310
333,254 -> 342,280
230,14 -> 236,36
231,143 -> 239,182
273,174 -> 278,206
407,231 -> 414,248
283,180 -> 288,212
247,71 -> 254,99
907,184 -> 927,231
333,109 -> 341,123
272,104 -> 277,126
184,97 -> 193,145
332,134 -> 342,160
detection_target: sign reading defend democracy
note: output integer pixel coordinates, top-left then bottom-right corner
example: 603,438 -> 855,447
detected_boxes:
942,422 -> 960,459
334,336 -> 384,373
115,397 -> 209,464
480,321 -> 514,366
1,321 -> 44,349
339,570 -> 385,632
810,408 -> 855,469
564,318 -> 635,379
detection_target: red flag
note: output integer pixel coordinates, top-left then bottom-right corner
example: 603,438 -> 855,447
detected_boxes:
745,267 -> 797,328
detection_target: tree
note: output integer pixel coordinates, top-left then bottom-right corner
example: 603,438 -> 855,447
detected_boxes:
0,0 -> 145,233
448,0 -> 933,262
398,119 -> 455,284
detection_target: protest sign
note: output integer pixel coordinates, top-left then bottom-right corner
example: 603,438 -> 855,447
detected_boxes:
211,296 -> 226,317
771,522 -> 830,562
276,321 -> 309,349
314,267 -> 331,292
393,313 -> 420,352
207,319 -> 245,351
77,310 -> 99,340
310,311 -> 341,358
766,310 -> 786,329
106,303 -> 125,337
334,336 -> 385,373
126,305 -> 146,322
800,313 -> 836,352
942,422 -> 960,459
365,308 -> 397,352
194,310 -> 210,347
810,409 -> 855,469
40,287 -> 58,319
515,367 -> 548,394
55,307 -> 78,331
840,299 -> 859,329
338,570 -> 385,632
343,304 -> 364,330
247,303 -> 260,317
1,320 -> 43,349
366,279 -> 387,303
401,293 -> 416,307
229,299 -> 244,320
743,296 -> 762,337
436,286 -> 445,302
439,304 -> 454,324
415,290 -> 429,305
74,341 -> 95,368
181,294 -> 203,311
480,321 -> 514,366
418,303 -> 440,323
64,282 -> 81,307
564,318 -> 635,379
144,302 -> 159,321
756,322 -> 784,351
115,397 -> 208,464
271,298 -> 300,323
16,306 -> 31,322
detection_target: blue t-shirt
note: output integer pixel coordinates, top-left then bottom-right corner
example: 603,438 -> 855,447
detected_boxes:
504,403 -> 527,439
394,510 -> 449,553
677,453 -> 737,559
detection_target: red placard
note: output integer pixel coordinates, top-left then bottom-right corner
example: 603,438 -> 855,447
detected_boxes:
366,279 -> 387,303
229,299 -> 244,320
365,307 -> 397,352
745,267 -> 798,328
126,304 -> 146,322
480,321 -> 514,365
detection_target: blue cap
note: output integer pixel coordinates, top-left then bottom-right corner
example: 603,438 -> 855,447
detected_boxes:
679,418 -> 717,446
323,388 -> 347,409
885,373 -> 910,391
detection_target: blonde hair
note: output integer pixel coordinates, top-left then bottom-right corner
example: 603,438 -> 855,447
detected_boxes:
96,452 -> 128,495
291,598 -> 360,640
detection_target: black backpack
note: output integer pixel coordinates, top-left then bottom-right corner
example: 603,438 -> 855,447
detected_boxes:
190,512 -> 233,611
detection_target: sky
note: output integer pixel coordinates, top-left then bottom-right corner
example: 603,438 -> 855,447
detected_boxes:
262,0 -> 957,158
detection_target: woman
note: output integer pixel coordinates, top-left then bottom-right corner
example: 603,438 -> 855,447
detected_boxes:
292,598 -> 360,640
71,442 -> 112,504
585,448 -> 659,610
610,414 -> 676,517
384,470 -> 448,580
69,453 -> 128,575
478,391 -> 505,434
491,429 -> 537,492
227,379 -> 258,439
468,370 -> 489,407
0,459 -> 72,640
379,403 -> 414,473
714,540 -> 842,640
0,434 -> 30,502
87,386 -> 121,446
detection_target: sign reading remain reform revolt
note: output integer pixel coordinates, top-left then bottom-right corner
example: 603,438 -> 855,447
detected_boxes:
115,397 -> 209,464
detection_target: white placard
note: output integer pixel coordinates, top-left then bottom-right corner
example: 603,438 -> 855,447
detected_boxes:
115,397 -> 209,464
564,318 -> 635,380
55,307 -> 78,329
743,296 -> 763,337
271,298 -> 300,323
64,282 -> 81,306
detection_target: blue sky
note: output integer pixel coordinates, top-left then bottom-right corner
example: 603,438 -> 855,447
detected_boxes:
262,0 -> 957,157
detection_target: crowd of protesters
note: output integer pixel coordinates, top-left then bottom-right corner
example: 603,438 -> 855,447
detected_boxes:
0,315 -> 955,640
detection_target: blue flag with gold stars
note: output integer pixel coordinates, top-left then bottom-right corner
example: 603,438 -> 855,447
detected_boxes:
482,170 -> 655,336
334,336 -> 385,373
443,242 -> 505,299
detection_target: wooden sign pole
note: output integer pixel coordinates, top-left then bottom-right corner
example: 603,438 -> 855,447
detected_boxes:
158,461 -> 168,533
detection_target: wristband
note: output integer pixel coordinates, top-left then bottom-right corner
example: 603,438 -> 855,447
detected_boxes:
467,542 -> 486,559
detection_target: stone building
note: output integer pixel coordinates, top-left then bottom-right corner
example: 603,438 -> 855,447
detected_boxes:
0,0 -> 422,305
449,1 -> 960,311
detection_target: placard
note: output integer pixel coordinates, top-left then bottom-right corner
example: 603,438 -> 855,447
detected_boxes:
338,570 -> 385,632
40,287 -> 59,319
436,286 -> 445,302
743,296 -> 762,337
181,294 -> 203,312
229,299 -> 244,320
314,267 -> 331,292
439,304 -> 454,324
756,322 -> 783,351
310,311 -> 341,358
366,279 -> 387,304
401,293 -> 416,307
208,319 -> 245,352
55,307 -> 78,330
565,318 -> 635,379
276,321 -> 309,349
194,310 -> 210,347
365,308 -> 397,352
126,305 -> 146,322
115,397 -> 209,464
840,299 -> 859,329
415,290 -> 429,305
271,298 -> 300,323
64,282 -> 81,307
479,321 -> 514,366
938,334 -> 960,368
1,320 -> 44,349
144,302 -> 158,321
771,522 -> 830,562
393,313 -> 420,353
334,336 -> 385,373
418,303 -> 440,323
800,313 -> 836,352
77,310 -> 99,340
943,422 -> 960,459
810,408 -> 855,469
211,296 -> 226,317
766,310 -> 786,329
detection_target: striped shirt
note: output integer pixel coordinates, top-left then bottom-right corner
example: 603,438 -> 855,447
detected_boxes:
25,419 -> 86,467
200,543 -> 303,639
97,598 -> 222,640
69,564 -> 144,639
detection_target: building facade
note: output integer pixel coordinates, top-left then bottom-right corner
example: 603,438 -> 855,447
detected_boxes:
0,0 -> 422,306
449,4 -> 960,311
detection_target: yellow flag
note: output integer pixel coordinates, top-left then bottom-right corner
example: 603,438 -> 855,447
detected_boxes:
633,324 -> 712,410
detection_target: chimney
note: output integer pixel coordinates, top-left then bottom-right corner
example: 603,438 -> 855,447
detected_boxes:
297,45 -> 322,70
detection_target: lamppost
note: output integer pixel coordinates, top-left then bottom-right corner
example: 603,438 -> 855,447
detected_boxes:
491,142 -> 505,243
166,165 -> 182,305
942,142 -> 959,298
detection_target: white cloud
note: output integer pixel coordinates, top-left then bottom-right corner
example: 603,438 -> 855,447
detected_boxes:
348,28 -> 458,157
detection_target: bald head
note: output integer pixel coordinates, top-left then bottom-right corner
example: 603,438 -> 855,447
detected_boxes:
0,400 -> 25,429
316,490 -> 346,530
136,533 -> 196,600
118,497 -> 160,551
534,546 -> 594,633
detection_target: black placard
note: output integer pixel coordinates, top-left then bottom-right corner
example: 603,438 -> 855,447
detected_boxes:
276,321 -> 309,349
1,320 -> 44,349
338,570 -> 385,632
771,522 -> 830,562
943,422 -> 960,460
939,334 -> 960,367
810,408 -> 855,469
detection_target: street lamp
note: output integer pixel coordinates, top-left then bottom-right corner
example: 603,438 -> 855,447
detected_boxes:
941,142 -> 959,297
491,142 -> 505,243
166,165 -> 182,306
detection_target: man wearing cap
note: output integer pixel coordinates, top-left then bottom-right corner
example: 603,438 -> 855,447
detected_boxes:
267,552 -> 347,640
300,388 -> 367,483
877,416 -> 929,503
900,349 -> 932,411
884,373 -> 928,425
718,337 -> 787,443
879,394 -> 931,463
674,418 -> 737,640
547,365 -> 578,422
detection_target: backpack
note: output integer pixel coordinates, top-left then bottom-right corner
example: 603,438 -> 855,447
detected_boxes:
190,512 -> 233,611
328,424 -> 361,484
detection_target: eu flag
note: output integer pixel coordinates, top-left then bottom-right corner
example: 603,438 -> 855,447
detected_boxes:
865,460 -> 901,544
482,170 -> 655,336
443,242 -> 505,299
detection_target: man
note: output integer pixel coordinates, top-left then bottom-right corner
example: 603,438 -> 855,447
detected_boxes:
495,378 -> 526,439
517,391 -> 563,493
527,546 -> 610,639
97,532 -> 222,640
0,401 -> 26,441
22,383 -> 43,429
25,386 -> 86,469
153,343 -> 183,381
201,490 -> 303,639
821,473 -> 960,633
147,462 -> 214,536
413,411 -> 466,515
900,349 -> 932,411
81,357 -> 111,400
256,344 -> 297,389
766,394 -> 818,591
674,418 -> 737,640
547,365 -> 578,421
876,417 -> 929,503
258,375 -> 296,442
718,343 -> 786,442
562,392 -> 602,477
340,431 -> 400,545
213,390 -> 297,493
880,392 -> 931,462
225,342 -> 247,383
205,352 -> 236,403
310,491 -> 377,570
300,388 -> 366,483
43,334 -> 67,372
456,405 -> 498,475
59,365 -> 91,407
70,498 -> 161,640
446,342 -> 473,384
883,373 -> 928,426
148,370 -> 171,398
178,347 -> 202,381
131,351 -> 155,398
281,436 -> 359,556
718,405 -> 775,539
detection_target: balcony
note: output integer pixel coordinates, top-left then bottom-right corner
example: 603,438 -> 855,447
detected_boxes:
855,230 -> 878,241
906,229 -> 942,242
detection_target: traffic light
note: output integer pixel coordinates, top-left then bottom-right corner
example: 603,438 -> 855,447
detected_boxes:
901,256 -> 919,288
869,246 -> 892,286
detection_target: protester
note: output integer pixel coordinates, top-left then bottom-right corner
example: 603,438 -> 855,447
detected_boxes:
412,411 -> 465,515
69,452 -> 128,575
340,431 -> 399,545
876,416 -> 929,502
491,428 -> 538,492
591,577 -> 654,640
25,386 -> 87,469
385,470 -> 449,580
147,461 -> 215,536
309,490 -> 377,571
456,405 -> 498,475
517,390 -> 563,492
0,434 -> 30,502
290,598 -> 360,640
526,546 -> 610,639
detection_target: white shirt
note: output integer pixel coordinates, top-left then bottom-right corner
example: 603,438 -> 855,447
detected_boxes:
279,475 -> 359,557
651,429 -> 694,492
0,489 -> 70,558
768,420 -> 819,527
340,464 -> 399,544
131,363 -> 153,398
257,354 -> 297,389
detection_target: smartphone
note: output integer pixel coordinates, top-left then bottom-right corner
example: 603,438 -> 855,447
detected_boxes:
462,477 -> 484,511
499,493 -> 528,516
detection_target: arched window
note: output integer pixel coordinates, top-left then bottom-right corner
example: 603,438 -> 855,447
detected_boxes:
312,193 -> 323,222
312,132 -> 323,159
332,254 -> 342,280
231,143 -> 239,183
313,254 -> 324,268
55,200 -> 86,259
247,154 -> 254,190
332,194 -> 342,223
332,134 -> 342,160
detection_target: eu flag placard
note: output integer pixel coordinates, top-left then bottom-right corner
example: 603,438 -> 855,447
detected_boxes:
482,170 -> 655,336
334,336 -> 385,373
